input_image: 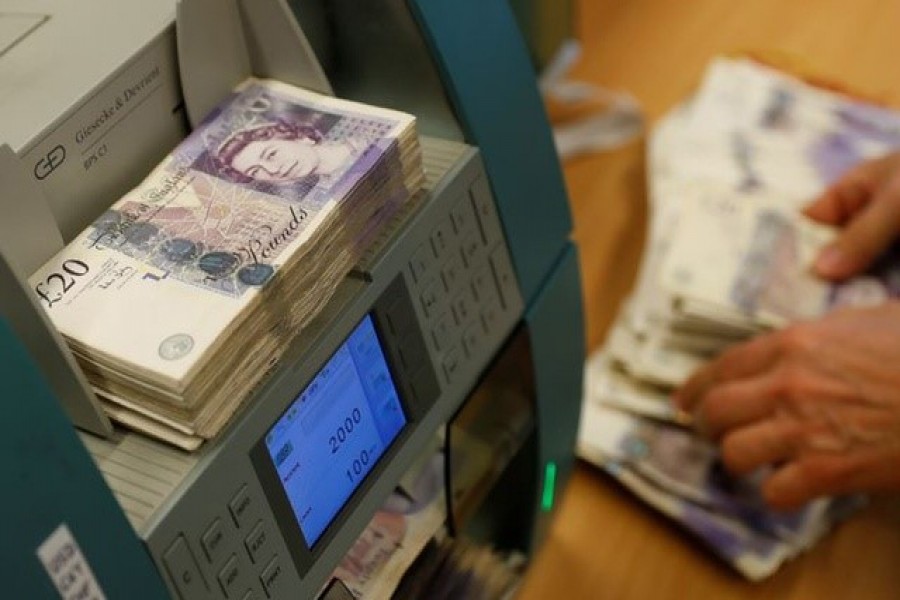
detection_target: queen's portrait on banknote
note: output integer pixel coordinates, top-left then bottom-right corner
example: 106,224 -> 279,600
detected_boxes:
213,119 -> 369,193
77,81 -> 402,298
191,81 -> 390,203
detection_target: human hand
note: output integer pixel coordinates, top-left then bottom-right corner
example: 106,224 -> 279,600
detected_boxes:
804,151 -> 900,280
672,302 -> 900,510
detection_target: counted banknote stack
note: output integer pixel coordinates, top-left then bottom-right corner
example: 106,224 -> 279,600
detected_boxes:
30,78 -> 424,450
577,56 -> 900,580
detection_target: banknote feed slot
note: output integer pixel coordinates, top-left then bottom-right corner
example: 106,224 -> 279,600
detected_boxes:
250,311 -> 414,577
176,0 -> 332,128
448,326 -> 536,534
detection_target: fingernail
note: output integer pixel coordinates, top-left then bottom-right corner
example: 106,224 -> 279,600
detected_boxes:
814,245 -> 848,277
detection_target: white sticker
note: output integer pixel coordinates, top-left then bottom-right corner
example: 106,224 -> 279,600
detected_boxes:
36,524 -> 107,600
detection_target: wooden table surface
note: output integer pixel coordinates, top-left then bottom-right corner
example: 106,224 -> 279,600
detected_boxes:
517,1 -> 900,598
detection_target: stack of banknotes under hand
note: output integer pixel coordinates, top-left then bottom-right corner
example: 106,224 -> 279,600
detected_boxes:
29,78 -> 424,450
577,56 -> 900,580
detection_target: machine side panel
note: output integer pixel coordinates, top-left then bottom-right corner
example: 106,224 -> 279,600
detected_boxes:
408,0 -> 573,303
0,319 -> 167,599
287,0 -> 466,142
18,29 -> 187,243
0,251 -> 111,436
523,242 -> 585,551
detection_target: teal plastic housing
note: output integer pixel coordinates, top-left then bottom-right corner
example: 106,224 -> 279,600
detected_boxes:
525,243 -> 585,549
409,0 -> 585,552
0,318 -> 167,599
409,0 -> 574,304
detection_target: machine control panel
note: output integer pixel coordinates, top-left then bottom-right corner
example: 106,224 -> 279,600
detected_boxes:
135,145 -> 525,599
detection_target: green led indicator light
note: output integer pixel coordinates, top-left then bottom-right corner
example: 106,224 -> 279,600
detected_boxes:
541,461 -> 557,511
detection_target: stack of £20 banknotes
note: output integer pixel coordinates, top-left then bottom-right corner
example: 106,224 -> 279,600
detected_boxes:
30,79 -> 423,450
577,56 -> 900,580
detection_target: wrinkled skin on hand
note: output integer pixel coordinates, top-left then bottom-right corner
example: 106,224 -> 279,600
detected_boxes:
673,302 -> 900,510
672,150 -> 900,510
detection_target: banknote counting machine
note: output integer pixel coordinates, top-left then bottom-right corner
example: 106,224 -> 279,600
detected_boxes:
0,0 -> 584,597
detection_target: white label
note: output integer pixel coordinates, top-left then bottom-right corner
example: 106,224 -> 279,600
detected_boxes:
36,524 -> 107,600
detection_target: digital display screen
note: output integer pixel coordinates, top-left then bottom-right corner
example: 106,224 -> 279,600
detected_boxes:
262,315 -> 407,547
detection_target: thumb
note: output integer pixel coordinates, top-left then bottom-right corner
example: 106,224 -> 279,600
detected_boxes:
813,186 -> 900,279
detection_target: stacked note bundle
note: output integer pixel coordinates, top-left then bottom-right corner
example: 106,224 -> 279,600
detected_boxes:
577,57 -> 900,580
31,79 -> 423,450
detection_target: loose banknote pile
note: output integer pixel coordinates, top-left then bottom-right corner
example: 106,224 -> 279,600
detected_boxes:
324,445 -> 523,600
30,78 -> 423,450
577,56 -> 900,580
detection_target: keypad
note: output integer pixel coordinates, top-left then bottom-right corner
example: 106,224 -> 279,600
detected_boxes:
165,483 -> 281,599
405,176 -> 518,385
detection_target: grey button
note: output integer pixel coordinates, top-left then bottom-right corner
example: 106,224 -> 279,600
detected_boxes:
229,485 -> 253,529
462,323 -> 482,358
244,521 -> 269,564
430,219 -> 453,258
450,194 -> 475,234
440,255 -> 463,293
217,554 -> 242,597
396,337 -> 425,372
431,312 -> 454,352
384,298 -> 415,338
481,298 -> 502,335
201,518 -> 227,565
442,346 -> 462,383
470,177 -> 500,245
163,535 -> 207,598
460,230 -> 482,267
470,266 -> 494,303
409,242 -> 433,283
488,246 -> 516,308
260,556 -> 285,598
419,278 -> 442,318
451,289 -> 474,326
